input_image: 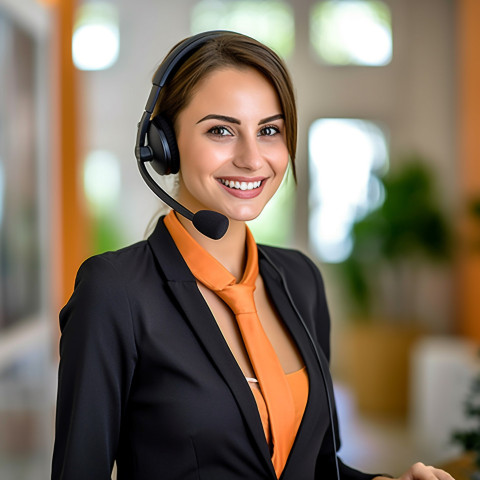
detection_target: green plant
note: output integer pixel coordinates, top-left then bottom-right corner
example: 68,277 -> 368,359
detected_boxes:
472,198 -> 480,219
339,154 -> 452,319
470,196 -> 480,251
452,357 -> 480,475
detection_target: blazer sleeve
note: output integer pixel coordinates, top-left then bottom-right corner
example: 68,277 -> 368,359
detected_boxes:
297,253 -> 390,480
51,255 -> 138,480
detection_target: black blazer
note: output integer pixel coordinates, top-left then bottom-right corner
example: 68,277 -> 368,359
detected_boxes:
52,218 -> 380,480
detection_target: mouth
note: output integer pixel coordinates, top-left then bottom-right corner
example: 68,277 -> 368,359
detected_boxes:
218,178 -> 264,191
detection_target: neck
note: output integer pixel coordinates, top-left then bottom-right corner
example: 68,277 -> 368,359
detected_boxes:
175,211 -> 248,282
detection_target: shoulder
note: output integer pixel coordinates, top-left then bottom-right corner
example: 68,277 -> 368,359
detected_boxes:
72,239 -> 163,295
59,246 -> 152,348
77,240 -> 150,280
258,244 -> 329,322
58,250 -> 139,382
258,244 -> 325,291
61,240 -> 158,326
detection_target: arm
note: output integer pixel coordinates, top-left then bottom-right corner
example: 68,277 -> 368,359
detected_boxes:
51,256 -> 138,480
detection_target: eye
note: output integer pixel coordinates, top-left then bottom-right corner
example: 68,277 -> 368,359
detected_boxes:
259,125 -> 281,137
207,126 -> 233,136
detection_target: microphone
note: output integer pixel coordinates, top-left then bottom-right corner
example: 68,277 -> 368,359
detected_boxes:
137,159 -> 229,240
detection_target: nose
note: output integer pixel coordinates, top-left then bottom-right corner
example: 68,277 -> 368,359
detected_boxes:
232,135 -> 263,171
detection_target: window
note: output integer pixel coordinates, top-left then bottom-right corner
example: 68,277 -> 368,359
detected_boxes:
309,119 -> 388,262
72,2 -> 120,71
191,0 -> 294,58
310,0 -> 392,66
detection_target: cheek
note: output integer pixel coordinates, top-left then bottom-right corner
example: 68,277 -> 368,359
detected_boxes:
179,137 -> 229,175
178,147 -> 223,199
271,146 -> 290,177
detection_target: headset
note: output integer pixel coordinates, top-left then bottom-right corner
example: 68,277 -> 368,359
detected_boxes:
135,31 -> 340,480
135,30 -> 230,240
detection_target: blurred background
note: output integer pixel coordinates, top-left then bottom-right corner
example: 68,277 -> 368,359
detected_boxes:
1,0 -> 480,478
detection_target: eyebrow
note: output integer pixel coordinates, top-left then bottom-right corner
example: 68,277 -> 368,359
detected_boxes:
196,113 -> 284,125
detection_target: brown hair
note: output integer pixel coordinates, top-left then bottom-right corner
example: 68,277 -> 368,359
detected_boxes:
152,32 -> 298,180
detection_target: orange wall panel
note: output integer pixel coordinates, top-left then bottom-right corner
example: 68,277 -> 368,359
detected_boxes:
51,0 -> 90,318
457,0 -> 480,342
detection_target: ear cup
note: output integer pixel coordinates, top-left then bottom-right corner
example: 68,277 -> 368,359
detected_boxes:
147,115 -> 180,175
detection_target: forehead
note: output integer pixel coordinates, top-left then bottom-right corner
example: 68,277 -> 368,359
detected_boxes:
186,67 -> 281,113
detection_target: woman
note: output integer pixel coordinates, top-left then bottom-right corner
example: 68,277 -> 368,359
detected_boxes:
52,31 -> 454,480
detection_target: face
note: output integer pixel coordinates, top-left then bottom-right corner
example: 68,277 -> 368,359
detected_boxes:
175,67 -> 289,223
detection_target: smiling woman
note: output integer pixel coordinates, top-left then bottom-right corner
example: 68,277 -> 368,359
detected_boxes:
52,31 -> 455,480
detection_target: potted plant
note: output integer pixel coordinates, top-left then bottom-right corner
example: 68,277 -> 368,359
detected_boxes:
469,196 -> 480,251
451,355 -> 480,480
472,197 -> 480,219
340,155 -> 451,318
338,154 -> 452,415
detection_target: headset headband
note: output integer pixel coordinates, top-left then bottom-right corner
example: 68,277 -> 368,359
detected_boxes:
135,30 -> 230,163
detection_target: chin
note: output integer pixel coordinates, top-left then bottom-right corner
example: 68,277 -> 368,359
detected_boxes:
223,207 -> 265,223
193,196 -> 269,223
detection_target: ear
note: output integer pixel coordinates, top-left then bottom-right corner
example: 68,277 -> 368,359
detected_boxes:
147,115 -> 180,175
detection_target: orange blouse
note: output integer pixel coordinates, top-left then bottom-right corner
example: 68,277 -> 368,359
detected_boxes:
248,367 -> 309,456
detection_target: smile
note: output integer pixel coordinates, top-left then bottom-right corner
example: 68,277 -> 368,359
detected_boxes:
218,179 -> 263,191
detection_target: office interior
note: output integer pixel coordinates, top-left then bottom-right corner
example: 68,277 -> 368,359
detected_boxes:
0,0 -> 479,479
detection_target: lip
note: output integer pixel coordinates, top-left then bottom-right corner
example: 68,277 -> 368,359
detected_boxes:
216,176 -> 267,199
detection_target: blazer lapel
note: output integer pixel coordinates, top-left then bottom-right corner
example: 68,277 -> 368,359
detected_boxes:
148,218 -> 276,478
258,250 -> 334,477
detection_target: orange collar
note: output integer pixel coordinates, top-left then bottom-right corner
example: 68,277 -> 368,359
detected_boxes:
163,210 -> 258,291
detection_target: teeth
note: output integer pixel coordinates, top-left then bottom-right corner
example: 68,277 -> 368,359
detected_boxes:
220,179 -> 262,190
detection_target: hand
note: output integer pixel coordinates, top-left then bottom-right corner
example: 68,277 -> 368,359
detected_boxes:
375,462 -> 455,480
